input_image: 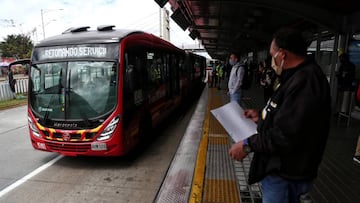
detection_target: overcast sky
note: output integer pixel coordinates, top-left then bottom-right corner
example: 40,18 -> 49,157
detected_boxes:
0,0 -> 205,52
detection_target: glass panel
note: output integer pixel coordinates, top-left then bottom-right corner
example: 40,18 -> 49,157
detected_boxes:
67,61 -> 117,119
30,63 -> 66,120
29,61 -> 117,120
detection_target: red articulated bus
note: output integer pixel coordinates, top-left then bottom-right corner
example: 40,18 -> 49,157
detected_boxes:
26,25 -> 206,156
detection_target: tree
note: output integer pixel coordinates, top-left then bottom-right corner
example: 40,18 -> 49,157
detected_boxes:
0,34 -> 33,59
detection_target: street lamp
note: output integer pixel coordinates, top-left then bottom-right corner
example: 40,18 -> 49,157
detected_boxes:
41,8 -> 63,39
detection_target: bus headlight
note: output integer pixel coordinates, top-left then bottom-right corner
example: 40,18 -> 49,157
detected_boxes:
28,116 -> 40,137
97,116 -> 120,141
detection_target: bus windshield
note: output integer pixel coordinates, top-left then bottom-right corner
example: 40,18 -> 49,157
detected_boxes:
29,61 -> 117,121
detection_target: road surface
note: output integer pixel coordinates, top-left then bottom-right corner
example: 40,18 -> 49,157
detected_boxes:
0,103 -> 197,203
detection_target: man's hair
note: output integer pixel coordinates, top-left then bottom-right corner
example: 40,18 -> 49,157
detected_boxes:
273,28 -> 308,56
230,52 -> 239,59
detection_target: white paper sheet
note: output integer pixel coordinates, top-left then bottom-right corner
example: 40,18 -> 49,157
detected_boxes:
210,101 -> 257,142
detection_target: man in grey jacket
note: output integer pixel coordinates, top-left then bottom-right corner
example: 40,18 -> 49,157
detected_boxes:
227,53 -> 244,105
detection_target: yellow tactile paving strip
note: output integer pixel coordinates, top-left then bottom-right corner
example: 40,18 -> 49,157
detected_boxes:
190,88 -> 241,203
189,92 -> 210,203
203,179 -> 240,203
208,135 -> 229,145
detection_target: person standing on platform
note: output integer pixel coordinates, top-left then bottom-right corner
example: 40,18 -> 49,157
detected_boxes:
336,53 -> 356,114
354,135 -> 360,164
210,61 -> 218,88
256,61 -> 265,85
337,53 -> 355,91
229,28 -> 331,203
216,62 -> 223,89
225,61 -> 232,80
260,57 -> 276,103
227,53 -> 244,105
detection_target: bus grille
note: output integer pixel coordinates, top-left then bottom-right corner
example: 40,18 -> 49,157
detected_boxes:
45,142 -> 91,152
42,131 -> 97,142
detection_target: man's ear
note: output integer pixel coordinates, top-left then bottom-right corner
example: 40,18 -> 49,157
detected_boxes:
280,49 -> 286,60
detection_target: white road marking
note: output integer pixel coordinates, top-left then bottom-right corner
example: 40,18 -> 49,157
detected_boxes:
0,155 -> 63,198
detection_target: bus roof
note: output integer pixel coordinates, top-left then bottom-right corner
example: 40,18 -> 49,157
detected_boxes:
35,26 -> 144,47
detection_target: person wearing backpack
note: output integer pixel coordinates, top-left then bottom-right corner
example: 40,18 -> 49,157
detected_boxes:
239,60 -> 254,102
227,53 -> 245,105
241,61 -> 253,91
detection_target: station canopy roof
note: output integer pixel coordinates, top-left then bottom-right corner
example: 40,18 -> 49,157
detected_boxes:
156,0 -> 360,59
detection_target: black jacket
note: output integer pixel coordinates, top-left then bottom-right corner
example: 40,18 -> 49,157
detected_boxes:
247,58 -> 331,184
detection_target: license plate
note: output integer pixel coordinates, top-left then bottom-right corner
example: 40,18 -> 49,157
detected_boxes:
37,142 -> 47,150
91,143 -> 107,151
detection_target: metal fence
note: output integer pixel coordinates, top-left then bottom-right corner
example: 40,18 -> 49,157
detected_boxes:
0,78 -> 28,101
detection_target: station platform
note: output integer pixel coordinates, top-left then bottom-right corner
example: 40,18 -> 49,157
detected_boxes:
154,80 -> 360,203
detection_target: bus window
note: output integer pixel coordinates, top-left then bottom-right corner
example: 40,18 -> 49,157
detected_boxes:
146,52 -> 163,87
171,54 -> 180,94
163,54 -> 170,83
30,65 -> 41,92
125,64 -> 136,92
29,62 -> 67,120
179,57 -> 186,78
44,63 -> 65,91
164,54 -> 171,97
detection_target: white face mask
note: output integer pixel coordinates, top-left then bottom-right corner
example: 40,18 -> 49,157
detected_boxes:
229,59 -> 236,66
271,51 -> 284,75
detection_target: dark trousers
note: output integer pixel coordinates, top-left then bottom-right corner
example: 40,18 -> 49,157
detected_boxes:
211,75 -> 218,87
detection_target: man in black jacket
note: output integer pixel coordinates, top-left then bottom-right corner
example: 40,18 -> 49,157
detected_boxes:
229,28 -> 331,203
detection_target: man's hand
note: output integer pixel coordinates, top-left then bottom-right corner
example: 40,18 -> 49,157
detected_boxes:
244,109 -> 259,123
229,140 -> 248,161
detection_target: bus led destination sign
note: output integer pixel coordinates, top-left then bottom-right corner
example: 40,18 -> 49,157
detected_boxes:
43,47 -> 107,59
33,44 -> 119,62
